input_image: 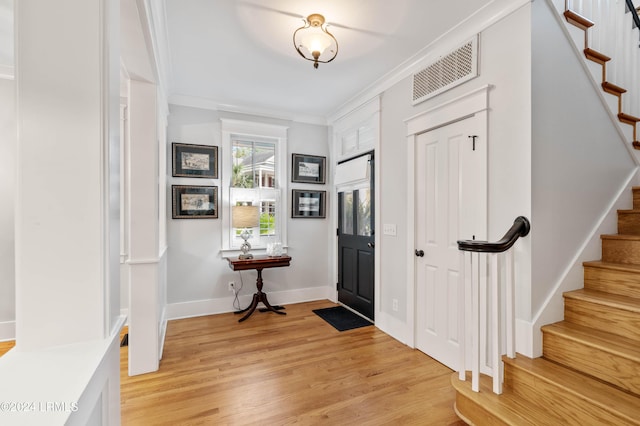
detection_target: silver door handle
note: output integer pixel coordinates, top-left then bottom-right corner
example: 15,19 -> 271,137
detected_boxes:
367,242 -> 375,248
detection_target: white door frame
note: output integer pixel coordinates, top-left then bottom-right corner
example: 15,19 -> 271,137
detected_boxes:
329,97 -> 381,319
405,85 -> 490,348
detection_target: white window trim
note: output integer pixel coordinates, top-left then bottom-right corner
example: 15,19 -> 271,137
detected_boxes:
220,119 -> 288,256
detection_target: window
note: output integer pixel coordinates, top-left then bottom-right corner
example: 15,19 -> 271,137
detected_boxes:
221,119 -> 288,253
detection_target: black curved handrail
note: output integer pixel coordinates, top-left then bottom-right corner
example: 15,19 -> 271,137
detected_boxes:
457,216 -> 530,253
626,0 -> 640,36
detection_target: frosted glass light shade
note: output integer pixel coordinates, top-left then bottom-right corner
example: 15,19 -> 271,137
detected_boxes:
293,13 -> 338,69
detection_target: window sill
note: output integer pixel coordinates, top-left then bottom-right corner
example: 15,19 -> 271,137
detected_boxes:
220,246 -> 288,259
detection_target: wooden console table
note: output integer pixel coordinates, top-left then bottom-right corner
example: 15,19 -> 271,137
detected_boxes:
226,255 -> 292,322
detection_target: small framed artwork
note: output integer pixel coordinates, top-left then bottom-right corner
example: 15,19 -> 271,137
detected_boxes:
172,143 -> 218,179
292,189 -> 326,218
172,185 -> 218,219
291,153 -> 326,184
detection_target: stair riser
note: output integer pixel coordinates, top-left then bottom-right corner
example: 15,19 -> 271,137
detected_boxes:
618,212 -> 640,235
584,265 -> 640,299
564,298 -> 640,341
504,363 -> 637,425
543,332 -> 640,396
633,188 -> 640,210
455,394 -> 509,426
601,238 -> 640,264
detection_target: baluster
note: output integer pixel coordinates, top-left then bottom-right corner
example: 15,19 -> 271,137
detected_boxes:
456,217 -> 530,395
632,24 -> 637,116
506,249 -> 516,358
584,0 -> 593,21
592,0 -> 604,52
479,247 -> 488,374
471,251 -> 480,392
458,251 -> 466,381
491,253 -> 502,394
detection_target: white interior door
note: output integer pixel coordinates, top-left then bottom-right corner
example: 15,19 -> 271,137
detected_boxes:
414,114 -> 486,370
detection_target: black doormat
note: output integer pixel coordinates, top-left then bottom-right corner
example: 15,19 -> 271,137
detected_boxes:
312,306 -> 373,332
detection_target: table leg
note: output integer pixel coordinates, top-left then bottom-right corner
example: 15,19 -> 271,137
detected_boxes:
259,292 -> 286,316
234,267 -> 286,322
237,293 -> 259,322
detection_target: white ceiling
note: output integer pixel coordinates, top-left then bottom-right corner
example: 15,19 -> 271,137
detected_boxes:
1,0 -> 497,120
163,0 -> 494,120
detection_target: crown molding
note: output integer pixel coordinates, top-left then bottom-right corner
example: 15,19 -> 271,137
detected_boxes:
328,0 -> 531,123
168,93 -> 328,126
165,0 -> 530,127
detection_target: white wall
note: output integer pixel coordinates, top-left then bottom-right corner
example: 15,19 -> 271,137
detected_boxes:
0,0 -> 13,339
378,4 -> 532,331
166,106 -> 331,318
0,77 -> 15,338
529,0 -> 638,351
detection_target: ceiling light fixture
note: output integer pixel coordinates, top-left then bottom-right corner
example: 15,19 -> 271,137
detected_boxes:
293,13 -> 338,69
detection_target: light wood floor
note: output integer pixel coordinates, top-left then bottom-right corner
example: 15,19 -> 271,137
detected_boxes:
0,340 -> 14,356
121,300 -> 464,425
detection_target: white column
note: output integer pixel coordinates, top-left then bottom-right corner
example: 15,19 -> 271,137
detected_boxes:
9,0 -> 123,424
127,79 -> 161,375
15,0 -> 119,351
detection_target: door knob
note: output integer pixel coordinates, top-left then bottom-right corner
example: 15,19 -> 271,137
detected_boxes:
415,249 -> 424,257
367,242 -> 375,248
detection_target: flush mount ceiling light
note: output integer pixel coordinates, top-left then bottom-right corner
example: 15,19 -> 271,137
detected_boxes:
293,13 -> 338,69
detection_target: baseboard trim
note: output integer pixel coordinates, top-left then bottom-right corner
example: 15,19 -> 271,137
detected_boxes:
376,311 -> 411,347
0,321 -> 15,342
531,168 -> 639,356
166,286 -> 332,321
159,306 -> 168,358
516,318 -> 535,358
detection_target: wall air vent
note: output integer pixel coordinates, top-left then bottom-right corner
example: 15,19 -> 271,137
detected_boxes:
412,35 -> 479,105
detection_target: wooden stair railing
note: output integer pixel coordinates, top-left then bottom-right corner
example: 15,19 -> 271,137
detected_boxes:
563,2 -> 640,149
452,187 -> 640,425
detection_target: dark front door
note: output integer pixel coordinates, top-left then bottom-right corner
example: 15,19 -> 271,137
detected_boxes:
337,153 -> 374,320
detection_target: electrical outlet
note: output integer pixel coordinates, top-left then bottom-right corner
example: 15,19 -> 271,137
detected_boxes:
392,299 -> 398,312
228,281 -> 235,292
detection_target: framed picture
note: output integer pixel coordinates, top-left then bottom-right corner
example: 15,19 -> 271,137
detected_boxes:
172,185 -> 218,219
172,143 -> 218,179
291,153 -> 326,184
292,189 -> 326,218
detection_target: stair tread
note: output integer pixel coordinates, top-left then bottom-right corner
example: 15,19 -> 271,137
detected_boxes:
564,288 -> 640,313
617,209 -> 640,214
564,9 -> 595,29
451,372 -> 543,426
602,81 -> 626,94
619,112 -> 640,123
584,48 -> 611,63
542,321 -> 640,361
504,355 -> 640,423
601,233 -> 640,240
583,260 -> 640,273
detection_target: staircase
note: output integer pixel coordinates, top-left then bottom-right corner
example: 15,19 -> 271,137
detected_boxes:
564,5 -> 640,149
452,187 -> 640,425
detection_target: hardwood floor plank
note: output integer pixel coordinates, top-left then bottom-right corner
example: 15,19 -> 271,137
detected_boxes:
0,340 -> 14,357
121,300 -> 463,425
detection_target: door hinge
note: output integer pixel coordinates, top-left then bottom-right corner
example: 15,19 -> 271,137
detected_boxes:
337,228 -> 339,236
